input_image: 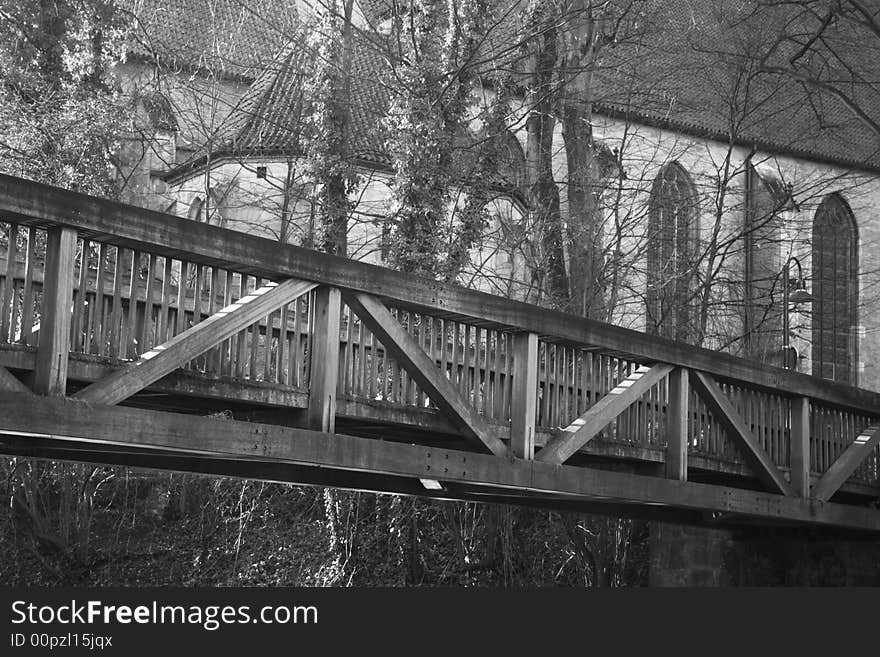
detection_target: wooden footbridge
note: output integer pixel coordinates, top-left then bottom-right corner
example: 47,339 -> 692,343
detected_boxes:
0,174 -> 879,532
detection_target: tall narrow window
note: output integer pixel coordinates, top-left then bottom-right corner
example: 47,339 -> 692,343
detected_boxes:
646,162 -> 698,341
812,194 -> 858,384
743,164 -> 788,360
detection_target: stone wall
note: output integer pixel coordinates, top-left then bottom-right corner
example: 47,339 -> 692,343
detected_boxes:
650,521 -> 880,586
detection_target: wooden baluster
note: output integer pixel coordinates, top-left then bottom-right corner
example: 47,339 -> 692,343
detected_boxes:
127,250 -> 141,359
175,260 -> 188,340
287,296 -> 298,386
21,227 -> 37,346
503,332 -> 513,421
279,297 -> 291,385
192,264 -> 205,327
70,239 -> 90,352
492,329 -> 503,420
482,328 -> 491,417
392,310 -> 402,403
492,331 -> 503,420
568,348 -> 577,430
450,321 -> 460,390
236,275 -> 252,380
248,278 -> 262,380
224,271 -> 240,378
378,311 -> 387,401
511,331 -> 538,460
557,346 -> 566,428
538,343 -> 548,427
635,362 -> 645,445
350,310 -> 358,395
611,357 -> 621,439
34,227 -> 76,396
481,327 -> 491,416
554,345 -> 563,427
417,316 -> 427,407
473,327 -> 482,412
710,382 -> 719,457
790,397 -> 810,497
9,233 -> 25,345
206,265 -> 221,374
358,315 -> 367,398
297,294 -> 308,387
559,346 -> 567,428
773,396 -> 789,466
819,408 -> 827,473
398,312 -> 409,404
627,361 -> 636,442
411,315 -> 420,402
190,263 -> 205,369
159,257 -> 172,348
465,325 -> 475,405
544,345 -> 553,426
109,247 -> 125,359
580,352 -> 589,415
263,306 -> 276,382
307,286 -> 341,432
92,243 -> 108,354
343,307 -> 354,397
141,253 -> 157,353
439,318 -> 448,385
1,224 -> 18,343
221,269 -> 234,376
403,313 -> 412,403
369,328 -> 378,400
616,357 -> 626,440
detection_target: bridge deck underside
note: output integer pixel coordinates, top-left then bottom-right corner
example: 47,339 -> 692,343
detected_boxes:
1,343 -> 878,512
2,390 -> 879,533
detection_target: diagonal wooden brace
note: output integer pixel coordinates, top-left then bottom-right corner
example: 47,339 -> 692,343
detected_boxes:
73,278 -> 317,405
812,424 -> 880,502
343,292 -> 508,457
689,370 -> 793,496
536,363 -> 673,465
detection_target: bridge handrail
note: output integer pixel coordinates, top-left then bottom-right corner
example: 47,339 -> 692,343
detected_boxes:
1,173 -> 878,416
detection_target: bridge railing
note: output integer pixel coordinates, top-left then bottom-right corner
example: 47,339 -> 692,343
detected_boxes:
0,174 -> 878,495
0,222 -> 314,389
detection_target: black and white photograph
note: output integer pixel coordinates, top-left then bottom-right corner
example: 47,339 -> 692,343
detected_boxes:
0,0 -> 878,645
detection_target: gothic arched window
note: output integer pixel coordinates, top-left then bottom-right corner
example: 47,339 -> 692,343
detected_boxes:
646,162 -> 698,341
812,194 -> 858,384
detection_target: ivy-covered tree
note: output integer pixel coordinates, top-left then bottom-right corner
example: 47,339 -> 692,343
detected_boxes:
0,0 -> 129,195
0,0 -> 131,575
382,0 -> 489,276
302,0 -> 359,256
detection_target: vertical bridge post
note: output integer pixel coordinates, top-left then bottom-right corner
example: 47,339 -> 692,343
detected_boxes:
510,331 -> 538,460
307,286 -> 341,432
790,397 -> 811,497
665,367 -> 689,480
34,227 -> 77,396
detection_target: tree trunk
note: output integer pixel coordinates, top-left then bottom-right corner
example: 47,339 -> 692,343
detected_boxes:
525,15 -> 568,305
562,97 -> 606,320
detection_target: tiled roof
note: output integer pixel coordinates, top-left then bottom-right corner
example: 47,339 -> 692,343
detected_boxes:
593,0 -> 880,170
151,0 -> 880,177
166,28 -> 391,176
123,0 -> 302,79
